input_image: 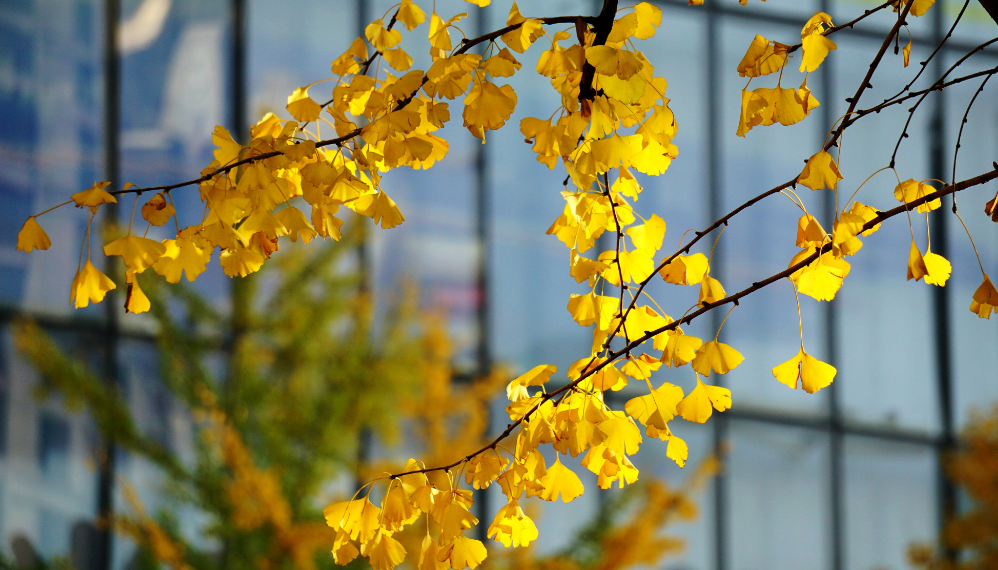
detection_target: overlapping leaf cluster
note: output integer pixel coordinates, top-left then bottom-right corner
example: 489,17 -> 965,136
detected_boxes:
14,0 -> 998,568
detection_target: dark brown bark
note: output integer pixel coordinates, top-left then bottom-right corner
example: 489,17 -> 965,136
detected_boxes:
980,0 -> 998,25
578,0 -> 618,102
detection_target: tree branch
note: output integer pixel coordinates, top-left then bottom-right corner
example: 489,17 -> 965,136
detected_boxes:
391,166 -> 998,480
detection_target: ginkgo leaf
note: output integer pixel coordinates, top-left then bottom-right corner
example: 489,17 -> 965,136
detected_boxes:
381,484 -> 419,532
799,12 -> 837,73
659,329 -> 703,367
790,250 -> 851,301
567,292 -> 619,329
153,236 -> 211,283
798,150 -> 842,191
464,454 -> 509,490
772,348 -> 836,393
507,364 -> 556,401
16,217 -> 51,252
141,193 -> 176,226
500,4 -> 544,53
660,253 -> 709,286
103,235 -> 167,273
621,353 -> 662,380
633,3 -> 662,39
365,19 -> 403,51
970,275 -> 998,318
363,530 -> 407,570
487,500 -> 537,548
440,502 -> 478,541
677,378 -> 731,423
626,214 -> 666,252
537,456 -> 584,503
419,536 -> 447,570
220,244 -> 265,278
698,275 -> 725,306
352,191 -> 405,228
907,240 -> 928,281
123,269 -> 150,314
597,413 -> 642,456
463,80 -> 517,137
736,35 -> 789,77
922,251 -> 952,286
907,0 -> 935,17
71,260 -> 116,309
72,182 -> 117,213
691,340 -> 744,376
894,178 -> 941,213
585,46 -> 643,80
667,434 -> 689,468
796,214 -> 826,248
437,535 -> 487,570
275,206 -> 317,243
286,87 -> 322,123
625,381 -> 684,439
397,0 -> 427,30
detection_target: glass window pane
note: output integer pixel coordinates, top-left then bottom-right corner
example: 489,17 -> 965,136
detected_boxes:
119,0 -> 232,309
844,436 -> 938,570
720,19 -> 830,415
0,0 -> 105,316
942,52 -> 998,428
727,422 -> 831,570
833,37 -> 940,433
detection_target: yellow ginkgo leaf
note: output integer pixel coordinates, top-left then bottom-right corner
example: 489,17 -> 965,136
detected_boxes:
698,275 -> 726,306
383,47 -> 413,71
465,454 -> 509,490
677,378 -> 731,423
923,251 -> 952,286
666,434 -> 688,468
633,2 -> 662,39
970,275 -> 998,318
487,500 -> 537,548
220,244 -> 265,278
72,182 -> 117,213
507,364 -> 556,402
798,150 -> 842,191
286,87 -> 322,123
908,0 -> 935,17
437,535 -> 487,570
799,12 -> 836,73
124,269 -> 150,314
660,252 -> 709,286
352,191 -> 405,229
16,217 -> 51,252
275,206 -> 317,244
691,340 -> 744,376
736,35 -> 788,77
103,235 -> 167,273
585,46 -> 643,80
365,19 -> 403,51
790,250 -> 851,301
907,240 -> 928,281
659,329 -> 703,367
141,193 -> 176,226
363,530 -> 407,570
380,484 -> 419,532
621,353 -> 662,380
626,214 -> 666,252
625,381 -> 684,439
597,413 -> 642,456
71,260 -> 116,309
500,4 -> 544,53
894,178 -> 941,213
153,236 -> 211,284
796,214 -> 826,248
324,498 -> 381,542
772,348 -> 836,394
397,0 -> 427,30
463,80 -> 517,138
566,292 -> 619,329
537,456 -> 584,503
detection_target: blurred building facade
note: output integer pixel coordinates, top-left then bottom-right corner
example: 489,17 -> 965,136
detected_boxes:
0,1 -> 997,569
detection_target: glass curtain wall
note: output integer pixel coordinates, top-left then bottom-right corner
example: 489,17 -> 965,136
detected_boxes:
0,1 -> 997,570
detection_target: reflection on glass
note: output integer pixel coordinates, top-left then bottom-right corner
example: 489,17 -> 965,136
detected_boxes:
727,422 -> 830,570
844,436 -> 936,570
